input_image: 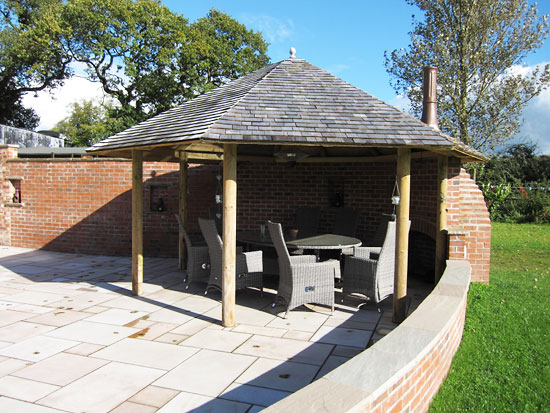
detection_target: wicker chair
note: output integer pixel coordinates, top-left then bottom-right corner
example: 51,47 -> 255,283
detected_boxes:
364,216 -> 393,249
268,221 -> 339,318
294,207 -> 320,237
333,208 -> 360,256
175,214 -> 210,289
333,207 -> 360,237
342,220 -> 405,309
198,218 -> 263,295
208,205 -> 223,235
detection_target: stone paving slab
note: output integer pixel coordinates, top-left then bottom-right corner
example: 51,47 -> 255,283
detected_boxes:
153,349 -> 256,397
0,246 -> 430,412
38,361 -> 164,413
11,352 -> 108,386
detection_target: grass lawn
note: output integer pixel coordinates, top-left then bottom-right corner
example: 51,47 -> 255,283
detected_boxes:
430,223 -> 549,412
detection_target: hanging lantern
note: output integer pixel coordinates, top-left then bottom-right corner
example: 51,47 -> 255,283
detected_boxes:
392,179 -> 400,206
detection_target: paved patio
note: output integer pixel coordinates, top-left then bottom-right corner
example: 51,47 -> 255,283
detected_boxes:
0,246 -> 430,412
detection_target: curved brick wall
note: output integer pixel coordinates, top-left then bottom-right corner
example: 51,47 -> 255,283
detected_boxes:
446,160 -> 491,283
264,260 -> 471,412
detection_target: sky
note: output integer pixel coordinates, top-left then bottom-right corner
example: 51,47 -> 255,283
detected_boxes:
23,0 -> 550,154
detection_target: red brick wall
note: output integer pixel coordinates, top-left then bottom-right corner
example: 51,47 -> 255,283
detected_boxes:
3,158 -> 180,256
0,147 -> 490,282
446,159 -> 491,283
370,294 -> 467,412
236,161 -> 397,240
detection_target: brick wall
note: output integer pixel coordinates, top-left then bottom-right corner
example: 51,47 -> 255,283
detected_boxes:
0,147 -> 490,282
369,291 -> 467,412
446,158 -> 491,283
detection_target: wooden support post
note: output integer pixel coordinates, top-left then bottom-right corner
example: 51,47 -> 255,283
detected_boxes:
222,144 -> 237,327
132,150 -> 143,296
393,148 -> 411,324
435,155 -> 448,282
178,153 -> 188,270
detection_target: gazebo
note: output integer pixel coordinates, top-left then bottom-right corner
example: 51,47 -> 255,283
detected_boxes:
88,51 -> 485,328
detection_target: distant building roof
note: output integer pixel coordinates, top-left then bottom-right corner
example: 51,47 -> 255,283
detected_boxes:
88,57 -> 485,162
17,147 -> 91,158
0,124 -> 64,148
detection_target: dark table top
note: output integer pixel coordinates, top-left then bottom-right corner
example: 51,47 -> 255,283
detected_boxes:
238,231 -> 362,250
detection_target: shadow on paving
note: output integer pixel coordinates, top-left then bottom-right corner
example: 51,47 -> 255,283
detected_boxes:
0,248 -> 431,411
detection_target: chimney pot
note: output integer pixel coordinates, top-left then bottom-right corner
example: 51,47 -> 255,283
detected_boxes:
421,66 -> 440,131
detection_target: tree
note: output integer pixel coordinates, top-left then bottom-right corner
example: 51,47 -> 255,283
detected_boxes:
61,1 -> 269,132
0,0 -> 71,128
55,100 -> 116,147
179,9 -> 270,96
475,142 -> 550,185
385,0 -> 550,152
472,142 -> 550,222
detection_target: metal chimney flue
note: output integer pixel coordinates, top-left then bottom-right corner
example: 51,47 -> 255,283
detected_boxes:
421,66 -> 440,131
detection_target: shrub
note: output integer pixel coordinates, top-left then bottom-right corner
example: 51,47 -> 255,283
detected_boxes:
480,182 -> 512,220
490,187 -> 550,223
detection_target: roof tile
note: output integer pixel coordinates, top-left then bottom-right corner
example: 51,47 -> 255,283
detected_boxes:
88,58 -> 484,160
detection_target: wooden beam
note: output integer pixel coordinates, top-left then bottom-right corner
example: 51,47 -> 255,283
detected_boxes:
186,153 -> 224,162
178,153 -> 188,270
393,148 -> 411,323
237,151 -> 441,164
222,144 -> 237,327
185,142 -> 224,153
132,150 -> 143,296
435,155 -> 448,282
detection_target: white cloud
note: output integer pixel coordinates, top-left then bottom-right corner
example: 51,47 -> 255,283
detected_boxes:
506,62 -> 550,154
240,14 -> 294,44
388,64 -> 550,155
514,87 -> 550,154
22,75 -> 106,131
389,94 -> 412,113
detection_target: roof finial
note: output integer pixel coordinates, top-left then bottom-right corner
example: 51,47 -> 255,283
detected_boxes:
289,47 -> 296,58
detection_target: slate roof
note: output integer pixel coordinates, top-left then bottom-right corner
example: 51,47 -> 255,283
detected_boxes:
88,57 -> 484,160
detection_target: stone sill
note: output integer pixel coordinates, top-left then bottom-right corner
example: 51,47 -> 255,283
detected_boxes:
446,227 -> 467,236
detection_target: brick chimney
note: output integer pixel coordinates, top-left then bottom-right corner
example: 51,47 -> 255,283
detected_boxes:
421,67 -> 440,131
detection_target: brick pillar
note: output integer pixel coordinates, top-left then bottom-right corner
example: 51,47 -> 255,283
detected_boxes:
446,158 -> 491,283
0,145 -> 19,246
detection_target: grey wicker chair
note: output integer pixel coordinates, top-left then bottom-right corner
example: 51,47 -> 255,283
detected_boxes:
333,208 -> 360,256
268,221 -> 339,318
208,205 -> 223,235
333,207 -> 360,237
364,217 -> 393,249
342,220 -> 406,309
294,207 -> 320,237
198,218 -> 263,295
175,214 -> 210,289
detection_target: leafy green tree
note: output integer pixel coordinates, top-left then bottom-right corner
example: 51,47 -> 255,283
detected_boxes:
61,0 -> 186,127
385,0 -> 550,152
179,9 -> 270,96
0,0 -> 71,128
54,100 -> 114,147
471,142 -> 550,222
476,142 -> 550,185
62,1 -> 269,132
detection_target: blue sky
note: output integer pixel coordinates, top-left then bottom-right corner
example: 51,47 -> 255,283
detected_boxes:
167,0 -> 421,103
166,0 -> 550,103
25,0 -> 550,153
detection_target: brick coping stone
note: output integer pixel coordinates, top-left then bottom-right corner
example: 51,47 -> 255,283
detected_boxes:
264,260 -> 471,412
